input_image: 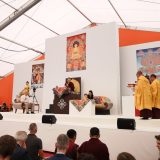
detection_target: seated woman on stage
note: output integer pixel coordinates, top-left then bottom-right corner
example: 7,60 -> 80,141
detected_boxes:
87,90 -> 94,100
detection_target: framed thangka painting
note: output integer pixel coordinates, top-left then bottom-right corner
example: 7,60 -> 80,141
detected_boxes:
66,33 -> 86,72
31,64 -> 44,88
136,47 -> 160,79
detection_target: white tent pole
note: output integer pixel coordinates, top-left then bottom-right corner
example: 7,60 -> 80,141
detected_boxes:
0,0 -> 59,35
0,0 -> 41,31
0,35 -> 44,55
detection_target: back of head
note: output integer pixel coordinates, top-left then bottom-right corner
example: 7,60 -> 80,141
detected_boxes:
117,152 -> 136,160
155,135 -> 160,141
78,153 -> 96,160
150,74 -> 157,79
0,135 -> 16,158
56,134 -> 69,151
90,127 -> 100,137
136,71 -> 143,77
67,129 -> 77,139
29,123 -> 37,133
15,131 -> 27,142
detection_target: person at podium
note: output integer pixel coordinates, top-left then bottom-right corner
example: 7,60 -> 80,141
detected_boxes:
65,77 -> 75,92
135,71 -> 152,119
150,74 -> 160,119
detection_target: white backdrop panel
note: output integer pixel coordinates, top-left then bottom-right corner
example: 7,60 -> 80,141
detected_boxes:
43,22 -> 120,114
120,41 -> 160,96
13,60 -> 45,111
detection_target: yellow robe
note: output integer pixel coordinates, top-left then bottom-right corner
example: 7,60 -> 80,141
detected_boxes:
151,79 -> 160,108
135,75 -> 152,111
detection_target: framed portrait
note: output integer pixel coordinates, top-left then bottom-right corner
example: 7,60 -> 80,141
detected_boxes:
31,64 -> 44,88
136,47 -> 160,79
66,33 -> 86,72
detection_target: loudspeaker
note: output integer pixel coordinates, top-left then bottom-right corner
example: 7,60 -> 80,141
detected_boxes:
117,118 -> 136,130
42,115 -> 57,124
0,114 -> 3,120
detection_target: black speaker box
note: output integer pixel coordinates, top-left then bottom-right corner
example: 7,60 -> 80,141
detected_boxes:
0,114 -> 3,120
117,118 -> 136,130
42,115 -> 57,124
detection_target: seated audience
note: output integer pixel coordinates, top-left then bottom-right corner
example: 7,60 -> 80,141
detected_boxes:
78,127 -> 109,160
155,135 -> 160,160
11,131 -> 31,160
0,135 -> 16,160
26,123 -> 44,160
117,152 -> 136,160
87,91 -> 94,100
0,103 -> 8,112
48,134 -> 71,160
66,129 -> 79,160
20,91 -> 34,114
78,153 -> 96,160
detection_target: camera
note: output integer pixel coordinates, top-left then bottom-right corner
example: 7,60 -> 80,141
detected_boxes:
33,87 -> 36,92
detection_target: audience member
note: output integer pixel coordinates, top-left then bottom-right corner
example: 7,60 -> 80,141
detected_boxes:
11,131 -> 31,160
48,134 -> 71,160
155,135 -> 160,160
78,127 -> 109,160
0,135 -> 16,160
26,123 -> 44,160
66,129 -> 79,160
78,153 -> 96,160
87,91 -> 94,100
117,152 -> 136,160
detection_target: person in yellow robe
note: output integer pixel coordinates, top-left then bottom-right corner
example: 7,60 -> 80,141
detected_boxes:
150,74 -> 160,119
19,81 -> 30,96
135,71 -> 152,119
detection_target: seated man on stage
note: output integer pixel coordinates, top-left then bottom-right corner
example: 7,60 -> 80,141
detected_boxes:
150,74 -> 160,119
65,77 -> 75,92
20,91 -> 34,114
135,71 -> 152,119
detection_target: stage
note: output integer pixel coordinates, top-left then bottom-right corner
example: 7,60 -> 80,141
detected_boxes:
0,112 -> 159,160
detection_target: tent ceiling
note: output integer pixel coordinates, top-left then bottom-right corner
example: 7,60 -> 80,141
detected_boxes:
0,0 -> 160,76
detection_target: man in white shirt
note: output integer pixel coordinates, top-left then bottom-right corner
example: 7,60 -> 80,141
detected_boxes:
21,91 -> 34,114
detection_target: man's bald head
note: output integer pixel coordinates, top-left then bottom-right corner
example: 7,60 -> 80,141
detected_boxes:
136,71 -> 143,78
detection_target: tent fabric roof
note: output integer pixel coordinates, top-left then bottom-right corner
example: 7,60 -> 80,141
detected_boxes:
0,0 -> 160,76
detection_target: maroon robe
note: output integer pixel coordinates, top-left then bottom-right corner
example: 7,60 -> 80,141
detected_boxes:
78,138 -> 109,160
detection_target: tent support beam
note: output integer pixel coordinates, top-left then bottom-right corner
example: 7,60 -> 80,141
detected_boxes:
0,0 -> 42,31
0,35 -> 44,55
0,0 -> 59,35
107,0 -> 127,28
66,0 -> 93,24
0,59 -> 14,65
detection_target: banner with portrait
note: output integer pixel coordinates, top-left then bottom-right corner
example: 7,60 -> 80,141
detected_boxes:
31,64 -> 44,88
136,47 -> 160,79
66,33 -> 86,72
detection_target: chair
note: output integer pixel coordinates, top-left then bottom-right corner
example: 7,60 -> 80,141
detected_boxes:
12,102 -> 25,113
